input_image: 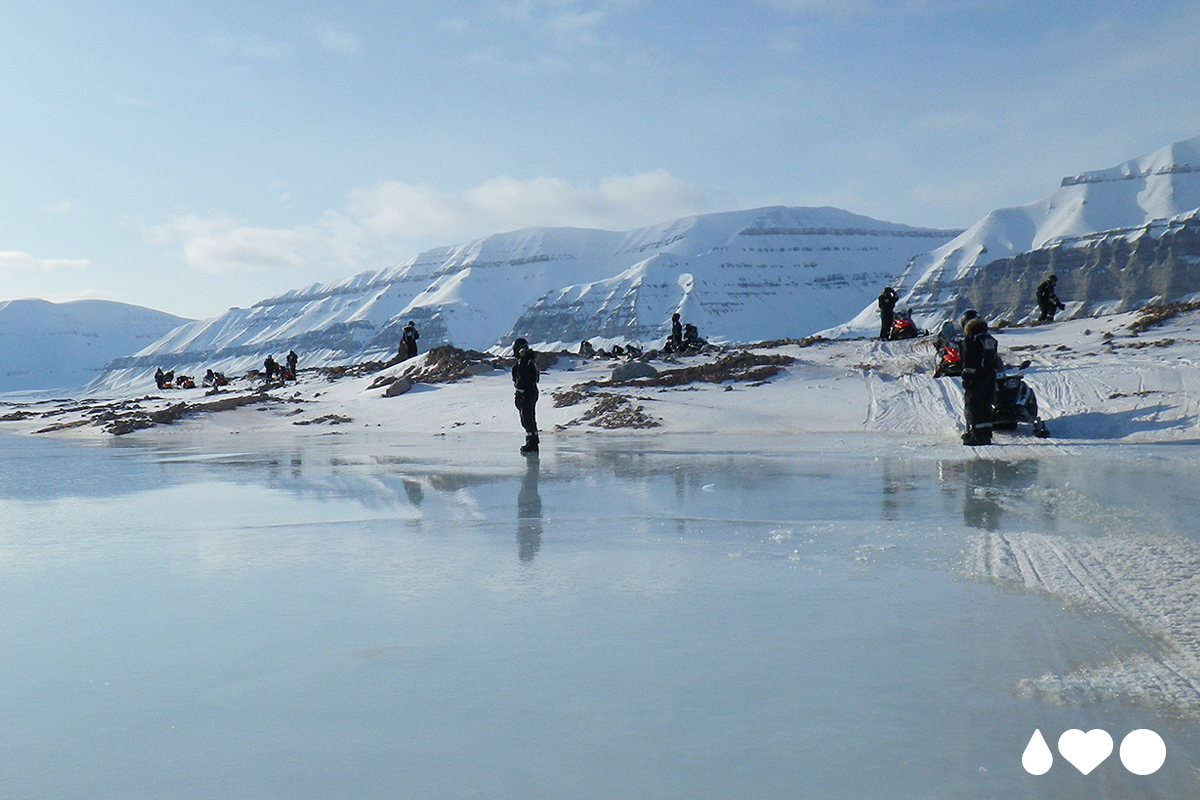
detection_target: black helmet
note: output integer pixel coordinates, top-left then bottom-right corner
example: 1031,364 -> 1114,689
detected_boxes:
959,309 -> 978,327
1049,275 -> 1058,283
671,312 -> 680,320
513,338 -> 528,355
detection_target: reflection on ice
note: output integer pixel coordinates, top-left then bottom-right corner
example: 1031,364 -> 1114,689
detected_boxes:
4,433 -> 1200,797
517,455 -> 543,562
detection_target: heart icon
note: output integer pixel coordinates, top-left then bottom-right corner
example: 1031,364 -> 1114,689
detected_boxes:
1058,729 -> 1113,775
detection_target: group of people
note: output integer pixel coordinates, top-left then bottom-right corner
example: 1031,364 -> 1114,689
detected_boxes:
880,276 -> 1068,446
263,350 -> 299,383
878,275 -> 1067,342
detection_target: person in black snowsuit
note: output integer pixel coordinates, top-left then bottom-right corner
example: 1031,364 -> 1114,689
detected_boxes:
155,367 -> 167,390
512,338 -> 540,453
400,321 -> 420,360
286,350 -> 298,378
264,356 -> 280,382
960,317 -> 998,446
878,287 -> 899,340
1036,275 -> 1065,322
666,312 -> 683,353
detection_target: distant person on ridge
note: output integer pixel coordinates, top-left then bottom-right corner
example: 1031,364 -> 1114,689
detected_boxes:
667,312 -> 683,353
878,286 -> 899,340
1036,275 -> 1065,323
400,321 -> 420,360
959,317 -> 998,446
286,350 -> 298,378
264,355 -> 280,382
512,338 -> 540,454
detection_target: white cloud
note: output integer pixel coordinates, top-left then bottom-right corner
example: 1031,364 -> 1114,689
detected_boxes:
208,32 -> 290,60
763,0 -> 975,19
309,19 -> 362,54
156,172 -> 713,275
0,252 -> 89,276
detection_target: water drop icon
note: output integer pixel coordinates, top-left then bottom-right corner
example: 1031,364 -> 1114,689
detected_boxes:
1022,729 -> 1054,775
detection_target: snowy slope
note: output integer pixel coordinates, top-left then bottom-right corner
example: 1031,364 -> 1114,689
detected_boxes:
826,134 -> 1200,336
96,207 -> 958,392
0,299 -> 190,392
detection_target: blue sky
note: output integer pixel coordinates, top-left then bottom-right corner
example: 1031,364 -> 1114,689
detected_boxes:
3,0 -> 1199,320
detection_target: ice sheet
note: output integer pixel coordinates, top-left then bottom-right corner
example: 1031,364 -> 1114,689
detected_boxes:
2,433 -> 1198,799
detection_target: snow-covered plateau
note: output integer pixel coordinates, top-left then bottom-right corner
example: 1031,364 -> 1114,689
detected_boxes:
831,134 -> 1200,337
92,206 -> 960,393
0,298 -> 189,392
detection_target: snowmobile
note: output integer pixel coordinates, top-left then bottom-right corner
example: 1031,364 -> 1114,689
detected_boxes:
992,360 -> 1049,438
889,311 -> 920,340
934,343 -> 963,377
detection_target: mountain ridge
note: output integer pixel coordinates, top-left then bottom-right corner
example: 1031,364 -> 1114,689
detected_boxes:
824,134 -> 1200,335
95,206 -> 959,391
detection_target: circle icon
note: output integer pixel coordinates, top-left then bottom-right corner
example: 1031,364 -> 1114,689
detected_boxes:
1119,729 -> 1166,775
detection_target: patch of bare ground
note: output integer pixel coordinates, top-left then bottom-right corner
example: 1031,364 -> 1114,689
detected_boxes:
27,391 -> 278,435
368,345 -> 516,389
745,335 -> 827,349
607,351 -> 795,388
1112,339 -> 1175,350
551,389 -> 587,408
293,414 -> 353,426
576,393 -> 660,429
1129,301 -> 1200,334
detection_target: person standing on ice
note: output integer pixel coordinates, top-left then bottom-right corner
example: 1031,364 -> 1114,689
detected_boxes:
1036,275 -> 1065,322
959,317 -> 998,446
511,338 -> 540,454
877,286 -> 899,340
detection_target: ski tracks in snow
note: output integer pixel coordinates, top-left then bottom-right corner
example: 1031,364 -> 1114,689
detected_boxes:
966,529 -> 1200,716
859,339 -> 961,434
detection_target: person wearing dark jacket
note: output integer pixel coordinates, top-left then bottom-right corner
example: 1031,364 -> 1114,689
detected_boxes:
512,338 -> 540,453
960,317 -> 998,445
667,312 -> 683,353
400,321 -> 420,360
878,287 -> 899,340
1036,275 -> 1065,322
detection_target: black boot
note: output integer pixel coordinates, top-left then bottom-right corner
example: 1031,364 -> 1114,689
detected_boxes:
520,433 -> 539,453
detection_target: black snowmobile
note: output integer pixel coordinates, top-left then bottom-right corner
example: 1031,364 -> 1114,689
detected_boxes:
992,360 -> 1049,438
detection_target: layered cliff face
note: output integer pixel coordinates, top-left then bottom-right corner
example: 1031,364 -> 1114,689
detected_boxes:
947,215 -> 1200,323
95,207 -> 958,391
506,221 -> 960,349
827,134 -> 1200,335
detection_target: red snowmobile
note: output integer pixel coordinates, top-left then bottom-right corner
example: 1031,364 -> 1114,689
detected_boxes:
889,311 -> 921,340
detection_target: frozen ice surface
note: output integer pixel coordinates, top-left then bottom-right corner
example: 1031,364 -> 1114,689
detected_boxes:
2,431 -> 1200,799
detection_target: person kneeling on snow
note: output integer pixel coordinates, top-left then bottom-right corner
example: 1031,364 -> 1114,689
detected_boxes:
960,317 -> 998,446
1036,275 -> 1065,323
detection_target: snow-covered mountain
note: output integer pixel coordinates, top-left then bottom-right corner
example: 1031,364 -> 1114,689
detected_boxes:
828,135 -> 1200,335
96,207 -> 959,390
0,299 -> 190,392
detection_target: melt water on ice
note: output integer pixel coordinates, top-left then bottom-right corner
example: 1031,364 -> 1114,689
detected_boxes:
2,431 -> 1199,799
